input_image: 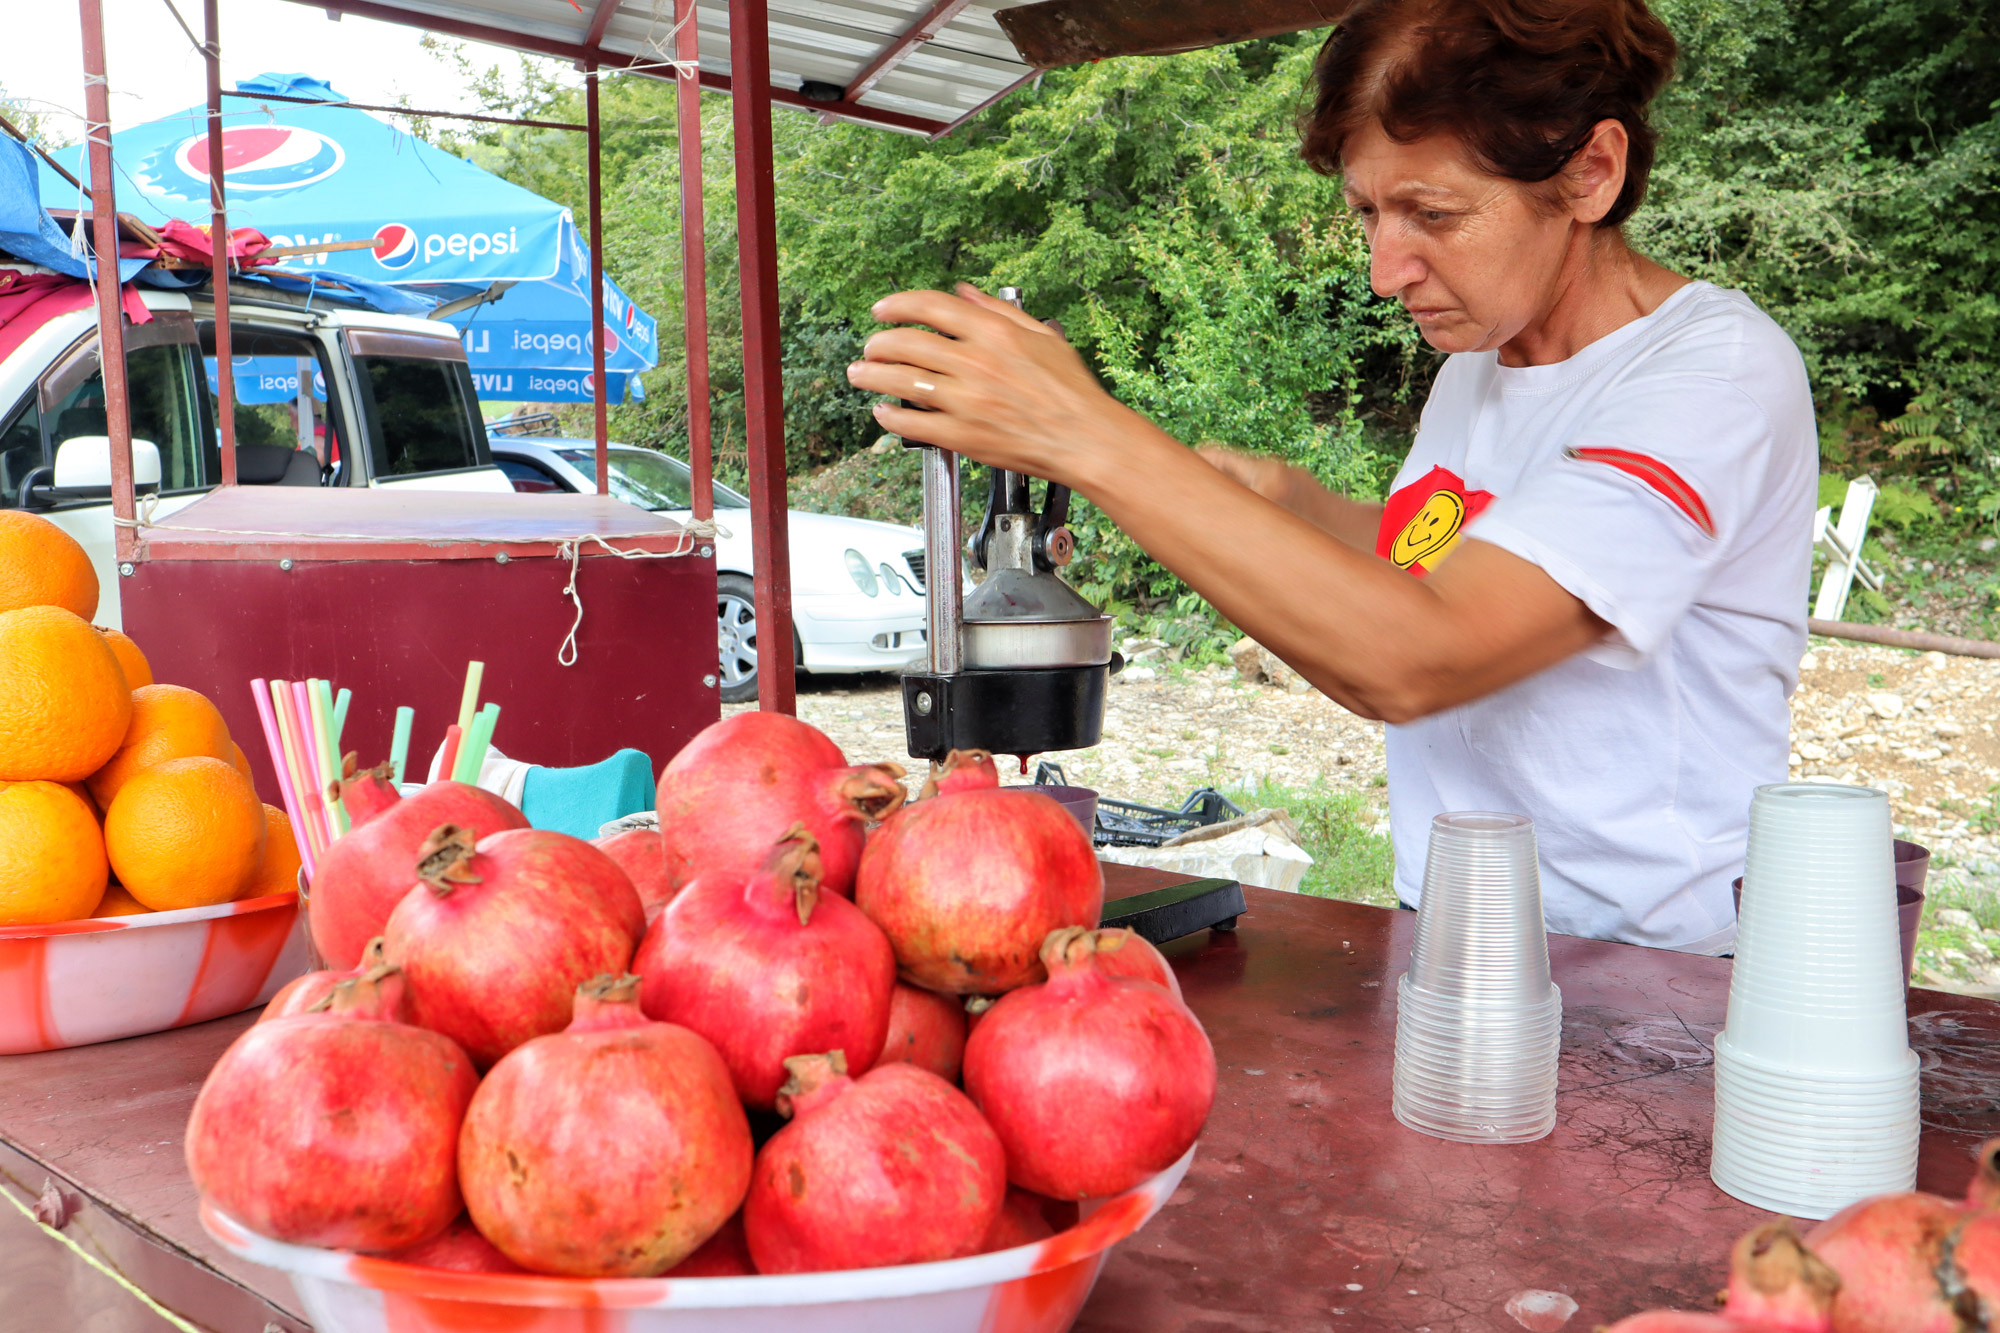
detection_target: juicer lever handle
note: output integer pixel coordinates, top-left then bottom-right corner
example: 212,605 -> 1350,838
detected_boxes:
1033,482 -> 1073,573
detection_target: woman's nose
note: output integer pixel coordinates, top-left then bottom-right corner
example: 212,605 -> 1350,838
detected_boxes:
1369,231 -> 1424,298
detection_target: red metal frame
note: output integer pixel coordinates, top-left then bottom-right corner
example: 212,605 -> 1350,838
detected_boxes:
583,0 -> 621,47
585,67 -> 610,495
79,0 -> 136,564
302,0 -> 952,135
203,0 -> 237,486
730,0 -> 797,714
676,0 -> 715,525
845,0 -> 975,101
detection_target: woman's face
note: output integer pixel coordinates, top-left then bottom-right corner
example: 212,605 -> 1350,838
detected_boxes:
1341,123 -> 1596,355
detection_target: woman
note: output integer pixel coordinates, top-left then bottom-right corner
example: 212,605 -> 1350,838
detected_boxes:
849,0 -> 1816,953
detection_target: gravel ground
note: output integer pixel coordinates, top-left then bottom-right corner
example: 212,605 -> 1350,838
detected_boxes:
734,636 -> 2000,991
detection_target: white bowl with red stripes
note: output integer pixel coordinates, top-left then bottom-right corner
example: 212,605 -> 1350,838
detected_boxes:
0,890 -> 308,1055
201,1146 -> 1195,1333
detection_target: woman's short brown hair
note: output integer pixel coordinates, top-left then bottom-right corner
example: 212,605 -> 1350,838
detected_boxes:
1300,0 -> 1677,227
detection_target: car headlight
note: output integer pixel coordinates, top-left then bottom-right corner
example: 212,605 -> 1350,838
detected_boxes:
878,562 -> 903,595
844,549 -> 880,596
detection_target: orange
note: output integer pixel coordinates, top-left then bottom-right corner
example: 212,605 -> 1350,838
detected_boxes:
0,781 -> 108,924
88,684 -> 235,809
242,803 -> 302,899
104,756 -> 265,911
229,741 -> 255,786
0,511 -> 98,619
95,626 -> 152,688
0,606 -> 132,782
92,884 -> 152,918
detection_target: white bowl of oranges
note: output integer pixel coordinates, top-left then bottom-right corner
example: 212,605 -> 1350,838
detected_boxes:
0,513 -> 307,1054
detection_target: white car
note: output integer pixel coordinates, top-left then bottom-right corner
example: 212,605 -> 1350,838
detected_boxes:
488,435 -> 931,702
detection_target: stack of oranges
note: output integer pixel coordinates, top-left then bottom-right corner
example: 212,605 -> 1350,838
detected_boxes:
0,513 -> 298,926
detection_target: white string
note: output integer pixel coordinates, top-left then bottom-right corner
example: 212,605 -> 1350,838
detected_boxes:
554,526 -> 712,666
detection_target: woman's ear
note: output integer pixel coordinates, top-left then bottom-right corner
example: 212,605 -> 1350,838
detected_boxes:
1564,119 -> 1629,226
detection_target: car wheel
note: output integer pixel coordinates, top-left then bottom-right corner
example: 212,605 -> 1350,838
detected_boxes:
716,574 -> 802,704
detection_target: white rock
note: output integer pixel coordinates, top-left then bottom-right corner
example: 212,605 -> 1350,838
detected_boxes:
1799,652 -> 1819,671
1937,908 -> 1980,930
1797,742 -> 1829,762
1868,692 -> 1905,719
1924,651 -> 1950,670
1937,722 -> 1966,738
1119,665 -> 1158,684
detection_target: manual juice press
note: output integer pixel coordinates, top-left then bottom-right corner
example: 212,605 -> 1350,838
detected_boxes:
899,288 -> 1246,943
900,289 -> 1115,764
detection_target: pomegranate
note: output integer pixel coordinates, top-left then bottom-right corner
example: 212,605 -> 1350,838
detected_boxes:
856,781 -> 1102,994
980,1187 -> 1056,1253
310,780 -> 528,969
593,826 -> 683,921
328,754 -> 402,828
655,712 -> 905,898
1604,1222 -> 1838,1332
458,974 -> 752,1277
383,826 -> 644,1068
1802,1139 -> 2000,1333
1085,927 -> 1182,1000
382,1215 -> 523,1273
186,968 -> 476,1252
919,747 -> 1000,799
964,927 -> 1215,1200
666,1213 -> 756,1277
259,937 -> 396,1023
876,982 -> 968,1082
744,1052 -> 1005,1274
637,828 -> 896,1109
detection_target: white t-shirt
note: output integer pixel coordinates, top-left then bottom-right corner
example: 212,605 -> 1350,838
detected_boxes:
1381,281 -> 1817,953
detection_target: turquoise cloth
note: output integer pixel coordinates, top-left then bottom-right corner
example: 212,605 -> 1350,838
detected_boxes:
520,748 -> 655,840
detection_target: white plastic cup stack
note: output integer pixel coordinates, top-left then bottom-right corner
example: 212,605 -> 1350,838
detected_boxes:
1393,812 -> 1562,1144
1711,782 -> 1918,1219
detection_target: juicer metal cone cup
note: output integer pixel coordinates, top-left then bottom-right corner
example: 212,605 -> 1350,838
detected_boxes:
1724,784 -> 1909,1075
1394,813 -> 1561,1143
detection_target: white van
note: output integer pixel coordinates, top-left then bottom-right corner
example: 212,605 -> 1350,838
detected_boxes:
0,272 -> 514,627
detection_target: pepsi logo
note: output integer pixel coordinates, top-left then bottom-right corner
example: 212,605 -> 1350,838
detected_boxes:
171,125 -> 345,194
622,303 -> 636,330
600,326 -> 621,356
372,223 -> 418,270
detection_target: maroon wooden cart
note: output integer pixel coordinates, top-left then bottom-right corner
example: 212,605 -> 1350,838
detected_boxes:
3,866 -> 1995,1333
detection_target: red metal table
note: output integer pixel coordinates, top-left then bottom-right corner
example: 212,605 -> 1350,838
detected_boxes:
2,866 -> 1995,1332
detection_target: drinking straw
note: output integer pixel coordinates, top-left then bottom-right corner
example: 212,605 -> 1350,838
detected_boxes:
270,681 -> 327,864
439,724 -> 463,787
249,679 -> 316,880
455,703 -> 500,785
309,680 -> 349,836
389,707 -> 415,787
291,681 -> 335,847
331,687 -> 351,749
457,660 -> 485,735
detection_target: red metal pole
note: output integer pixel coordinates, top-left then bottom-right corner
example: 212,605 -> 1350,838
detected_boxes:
79,0 -> 136,564
729,0 -> 795,714
586,66 -> 609,496
675,0 -> 713,525
204,0 -> 237,485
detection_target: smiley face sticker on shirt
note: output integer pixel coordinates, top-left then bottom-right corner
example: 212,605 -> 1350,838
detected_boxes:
1376,465 -> 1495,577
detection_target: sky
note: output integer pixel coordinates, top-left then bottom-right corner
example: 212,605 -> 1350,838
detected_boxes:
1,0 -> 565,149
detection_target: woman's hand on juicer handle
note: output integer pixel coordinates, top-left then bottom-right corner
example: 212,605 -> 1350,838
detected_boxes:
849,284 -> 1137,486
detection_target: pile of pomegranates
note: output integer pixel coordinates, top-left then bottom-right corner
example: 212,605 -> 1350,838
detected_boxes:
1605,1138 -> 2000,1331
188,720 -> 1214,1283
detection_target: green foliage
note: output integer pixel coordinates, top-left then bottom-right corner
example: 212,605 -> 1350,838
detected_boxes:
1873,482 -> 1940,532
1232,778 -> 1396,906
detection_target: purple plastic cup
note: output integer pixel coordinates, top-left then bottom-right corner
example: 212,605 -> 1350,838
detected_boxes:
1032,784 -> 1098,840
1732,839 -> 1928,986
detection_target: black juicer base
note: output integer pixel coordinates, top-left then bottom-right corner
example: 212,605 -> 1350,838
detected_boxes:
902,666 -> 1108,763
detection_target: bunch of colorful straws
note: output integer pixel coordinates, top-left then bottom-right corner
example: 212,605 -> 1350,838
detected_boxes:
249,662 -> 499,882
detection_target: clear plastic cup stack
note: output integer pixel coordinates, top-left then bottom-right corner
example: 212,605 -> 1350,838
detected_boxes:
1393,812 -> 1562,1144
1710,782 -> 1918,1219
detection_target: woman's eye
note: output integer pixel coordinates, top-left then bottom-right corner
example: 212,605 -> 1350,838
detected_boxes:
1421,209 -> 1451,224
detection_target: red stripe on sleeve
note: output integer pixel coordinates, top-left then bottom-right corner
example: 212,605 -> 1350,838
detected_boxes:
1566,447 -> 1717,539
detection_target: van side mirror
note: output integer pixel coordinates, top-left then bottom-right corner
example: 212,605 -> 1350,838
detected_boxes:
23,436 -> 163,506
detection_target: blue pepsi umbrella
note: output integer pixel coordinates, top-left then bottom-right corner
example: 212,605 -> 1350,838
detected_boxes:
37,72 -> 658,404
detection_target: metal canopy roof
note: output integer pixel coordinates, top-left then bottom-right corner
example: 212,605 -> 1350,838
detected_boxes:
297,0 -> 1040,136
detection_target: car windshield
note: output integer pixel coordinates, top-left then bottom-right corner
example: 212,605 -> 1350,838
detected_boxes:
559,447 -> 750,511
